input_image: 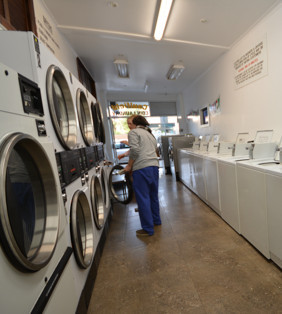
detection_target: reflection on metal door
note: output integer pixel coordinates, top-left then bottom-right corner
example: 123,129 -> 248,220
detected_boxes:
70,190 -> 94,269
90,175 -> 105,230
46,65 -> 78,149
109,165 -> 133,204
0,134 -> 59,272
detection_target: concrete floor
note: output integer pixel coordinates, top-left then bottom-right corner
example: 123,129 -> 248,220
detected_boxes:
87,168 -> 282,313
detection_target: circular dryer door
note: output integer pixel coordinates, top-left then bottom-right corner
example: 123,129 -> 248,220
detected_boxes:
46,65 -> 77,150
70,190 -> 94,269
76,89 -> 94,146
109,165 -> 133,204
90,175 -> 105,229
0,133 -> 60,272
100,166 -> 110,208
91,102 -> 105,144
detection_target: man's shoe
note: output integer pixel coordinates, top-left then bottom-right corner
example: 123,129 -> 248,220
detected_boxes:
136,229 -> 153,236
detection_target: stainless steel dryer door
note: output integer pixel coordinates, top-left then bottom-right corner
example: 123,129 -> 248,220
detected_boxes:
91,102 -> 105,144
70,190 -> 94,269
76,89 -> 94,146
108,165 -> 133,204
90,175 -> 105,230
46,65 -> 77,150
0,133 -> 60,272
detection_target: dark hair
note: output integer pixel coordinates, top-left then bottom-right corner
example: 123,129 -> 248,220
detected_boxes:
132,115 -> 153,134
132,115 -> 149,127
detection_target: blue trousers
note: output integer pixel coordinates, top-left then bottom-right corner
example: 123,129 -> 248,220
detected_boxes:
132,166 -> 161,235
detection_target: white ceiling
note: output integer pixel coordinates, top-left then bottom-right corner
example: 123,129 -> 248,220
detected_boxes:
43,0 -> 279,96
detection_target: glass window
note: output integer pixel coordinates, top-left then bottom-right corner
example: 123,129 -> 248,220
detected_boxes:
5,146 -> 45,259
52,77 -> 68,137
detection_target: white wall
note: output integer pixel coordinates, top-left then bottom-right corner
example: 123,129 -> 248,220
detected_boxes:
183,3 -> 282,143
0,1 -> 78,76
33,0 -> 79,77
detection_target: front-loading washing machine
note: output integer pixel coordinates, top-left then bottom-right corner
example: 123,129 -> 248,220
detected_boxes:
55,147 -> 97,305
0,63 -> 78,313
78,145 -> 105,232
0,31 -> 80,152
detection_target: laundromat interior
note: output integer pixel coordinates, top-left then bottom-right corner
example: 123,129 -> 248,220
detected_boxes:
1,0 -> 282,313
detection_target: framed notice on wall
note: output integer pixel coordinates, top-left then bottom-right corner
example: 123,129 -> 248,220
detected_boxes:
233,35 -> 268,89
209,97 -> 221,116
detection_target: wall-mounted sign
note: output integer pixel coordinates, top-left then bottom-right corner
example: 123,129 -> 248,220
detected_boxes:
33,3 -> 61,56
109,102 -> 150,117
233,35 -> 268,89
209,97 -> 221,116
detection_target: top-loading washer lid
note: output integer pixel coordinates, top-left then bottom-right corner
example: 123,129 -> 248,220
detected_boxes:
0,133 -> 60,272
46,65 -> 78,150
76,89 -> 94,146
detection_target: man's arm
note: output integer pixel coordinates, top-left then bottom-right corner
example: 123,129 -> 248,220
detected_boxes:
124,158 -> 134,172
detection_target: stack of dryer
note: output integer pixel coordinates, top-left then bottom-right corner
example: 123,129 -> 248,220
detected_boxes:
0,31 -> 111,312
91,100 -> 113,222
0,63 -> 78,313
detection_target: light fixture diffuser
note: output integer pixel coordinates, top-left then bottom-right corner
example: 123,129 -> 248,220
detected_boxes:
166,64 -> 185,80
113,58 -> 129,78
154,0 -> 173,41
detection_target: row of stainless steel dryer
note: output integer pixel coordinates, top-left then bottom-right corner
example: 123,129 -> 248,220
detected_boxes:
0,31 -> 113,313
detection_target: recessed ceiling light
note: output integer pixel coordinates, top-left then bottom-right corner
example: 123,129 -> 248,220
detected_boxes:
107,1 -> 118,8
166,64 -> 185,80
113,58 -> 129,78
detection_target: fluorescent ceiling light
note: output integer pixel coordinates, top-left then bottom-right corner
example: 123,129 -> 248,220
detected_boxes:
154,0 -> 173,41
166,64 -> 185,80
113,58 -> 129,78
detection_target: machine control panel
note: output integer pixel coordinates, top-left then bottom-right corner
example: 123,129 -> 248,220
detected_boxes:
78,148 -> 88,174
56,150 -> 81,188
18,74 -> 44,116
84,146 -> 96,170
97,143 -> 104,162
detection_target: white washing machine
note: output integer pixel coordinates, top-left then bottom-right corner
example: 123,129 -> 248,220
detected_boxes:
0,31 -> 80,152
0,64 -> 78,313
89,100 -> 110,215
80,146 -> 105,232
55,147 -> 97,304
